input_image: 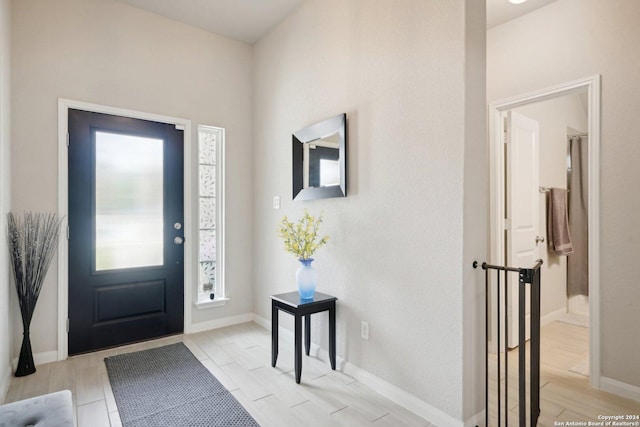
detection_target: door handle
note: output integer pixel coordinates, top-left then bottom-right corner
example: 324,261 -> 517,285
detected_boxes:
535,236 -> 545,245
174,236 -> 184,245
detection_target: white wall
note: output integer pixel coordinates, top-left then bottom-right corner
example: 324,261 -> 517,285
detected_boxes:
0,0 -> 12,403
10,0 -> 253,358
488,0 -> 640,389
253,0 -> 486,422
514,93 -> 587,320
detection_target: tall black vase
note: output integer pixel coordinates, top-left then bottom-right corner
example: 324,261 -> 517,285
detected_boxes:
15,319 -> 35,377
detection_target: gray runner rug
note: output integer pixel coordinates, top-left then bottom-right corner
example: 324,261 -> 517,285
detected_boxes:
105,342 -> 260,427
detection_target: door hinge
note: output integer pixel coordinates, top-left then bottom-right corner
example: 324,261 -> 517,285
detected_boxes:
503,218 -> 511,230
66,225 -> 70,240
175,124 -> 185,131
66,318 -> 69,333
66,132 -> 69,147
503,117 -> 510,144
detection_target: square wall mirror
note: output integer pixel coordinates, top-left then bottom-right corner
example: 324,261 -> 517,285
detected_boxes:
292,113 -> 347,201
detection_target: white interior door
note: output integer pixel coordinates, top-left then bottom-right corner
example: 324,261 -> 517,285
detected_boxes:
506,111 -> 540,348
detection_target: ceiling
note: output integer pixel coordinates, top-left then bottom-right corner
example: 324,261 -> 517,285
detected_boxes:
115,0 -> 558,44
114,0 -> 307,44
486,0 -> 558,29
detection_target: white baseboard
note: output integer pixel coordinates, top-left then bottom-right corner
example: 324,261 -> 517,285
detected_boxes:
600,376 -> 640,402
541,307 -> 566,327
253,314 -> 467,427
342,360 -> 465,427
465,410 -> 485,427
0,363 -> 11,404
187,313 -> 254,334
252,313 -> 270,330
11,350 -> 58,371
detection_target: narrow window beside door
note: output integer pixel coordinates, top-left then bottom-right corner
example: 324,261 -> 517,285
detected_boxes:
197,125 -> 225,306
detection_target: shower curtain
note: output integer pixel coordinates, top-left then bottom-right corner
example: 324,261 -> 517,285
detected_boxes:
567,136 -> 589,296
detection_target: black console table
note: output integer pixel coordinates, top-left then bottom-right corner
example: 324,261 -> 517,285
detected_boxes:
270,291 -> 337,383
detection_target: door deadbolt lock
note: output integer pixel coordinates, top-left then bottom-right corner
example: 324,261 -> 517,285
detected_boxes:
174,222 -> 182,230
174,236 -> 184,245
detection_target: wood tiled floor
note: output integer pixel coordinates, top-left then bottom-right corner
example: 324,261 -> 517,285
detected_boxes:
5,320 -> 639,426
4,322 -> 431,427
489,319 -> 640,426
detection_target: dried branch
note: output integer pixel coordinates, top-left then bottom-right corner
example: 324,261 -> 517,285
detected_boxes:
7,212 -> 63,325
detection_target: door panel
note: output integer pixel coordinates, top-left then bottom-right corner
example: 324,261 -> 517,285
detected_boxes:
68,109 -> 184,355
506,111 -> 540,348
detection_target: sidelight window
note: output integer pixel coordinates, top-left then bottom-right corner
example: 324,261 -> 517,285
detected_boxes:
197,126 -> 225,306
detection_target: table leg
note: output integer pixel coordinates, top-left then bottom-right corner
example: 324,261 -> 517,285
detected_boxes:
295,314 -> 302,383
305,314 -> 311,356
271,304 -> 278,367
329,303 -> 336,370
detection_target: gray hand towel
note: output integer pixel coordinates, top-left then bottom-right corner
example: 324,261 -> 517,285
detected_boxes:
547,188 -> 574,256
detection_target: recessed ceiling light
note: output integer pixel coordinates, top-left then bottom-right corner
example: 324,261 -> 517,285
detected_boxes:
509,0 -> 528,4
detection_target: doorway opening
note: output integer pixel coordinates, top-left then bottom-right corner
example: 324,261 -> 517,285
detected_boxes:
488,76 -> 601,390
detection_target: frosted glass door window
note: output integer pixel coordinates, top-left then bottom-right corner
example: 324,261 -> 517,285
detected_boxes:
95,131 -> 164,271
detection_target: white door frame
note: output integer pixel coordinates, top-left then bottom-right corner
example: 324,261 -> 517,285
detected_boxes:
488,75 -> 601,387
57,98 -> 194,360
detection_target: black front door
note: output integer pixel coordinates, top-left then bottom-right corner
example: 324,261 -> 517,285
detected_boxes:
68,109 -> 184,355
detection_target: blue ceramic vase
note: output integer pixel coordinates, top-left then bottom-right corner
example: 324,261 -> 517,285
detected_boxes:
296,258 -> 317,300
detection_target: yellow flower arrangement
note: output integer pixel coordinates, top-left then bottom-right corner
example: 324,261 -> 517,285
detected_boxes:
278,210 -> 329,260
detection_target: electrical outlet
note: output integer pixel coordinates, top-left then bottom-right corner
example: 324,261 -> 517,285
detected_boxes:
273,196 -> 280,209
361,321 -> 369,340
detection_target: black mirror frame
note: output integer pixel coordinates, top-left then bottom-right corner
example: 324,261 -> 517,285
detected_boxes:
292,113 -> 347,201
